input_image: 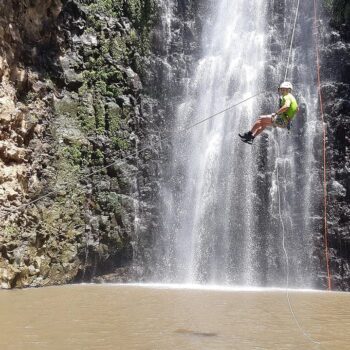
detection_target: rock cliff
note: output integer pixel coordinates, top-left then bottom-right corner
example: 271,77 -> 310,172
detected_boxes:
0,0 -> 156,288
321,0 -> 350,290
0,0 -> 349,290
0,0 -> 203,288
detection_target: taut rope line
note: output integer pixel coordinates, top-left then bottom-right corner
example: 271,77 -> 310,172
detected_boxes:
284,0 -> 300,81
0,92 -> 264,220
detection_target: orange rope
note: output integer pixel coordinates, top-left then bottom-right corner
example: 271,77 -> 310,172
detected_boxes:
313,0 -> 332,291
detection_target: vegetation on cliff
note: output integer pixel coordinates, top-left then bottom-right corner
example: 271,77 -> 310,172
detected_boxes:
0,0 -> 159,288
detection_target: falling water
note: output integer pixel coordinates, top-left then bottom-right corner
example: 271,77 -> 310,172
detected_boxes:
154,0 -> 323,288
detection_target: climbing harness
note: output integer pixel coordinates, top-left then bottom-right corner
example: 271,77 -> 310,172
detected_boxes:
272,114 -> 290,129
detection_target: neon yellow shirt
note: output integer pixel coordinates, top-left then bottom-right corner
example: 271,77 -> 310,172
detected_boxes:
279,93 -> 298,120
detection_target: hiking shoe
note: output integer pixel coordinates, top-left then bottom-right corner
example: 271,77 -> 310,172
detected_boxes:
238,132 -> 254,144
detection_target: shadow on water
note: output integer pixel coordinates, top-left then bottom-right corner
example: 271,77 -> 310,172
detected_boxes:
175,328 -> 218,337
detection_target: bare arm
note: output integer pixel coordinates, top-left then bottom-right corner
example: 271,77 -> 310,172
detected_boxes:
276,101 -> 291,115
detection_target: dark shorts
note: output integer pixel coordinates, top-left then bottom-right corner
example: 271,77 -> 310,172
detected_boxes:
272,114 -> 289,128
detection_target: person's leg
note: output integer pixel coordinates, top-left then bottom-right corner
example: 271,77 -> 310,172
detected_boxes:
239,114 -> 274,143
251,115 -> 273,137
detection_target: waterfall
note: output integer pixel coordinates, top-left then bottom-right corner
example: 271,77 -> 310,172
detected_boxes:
154,0 -> 322,289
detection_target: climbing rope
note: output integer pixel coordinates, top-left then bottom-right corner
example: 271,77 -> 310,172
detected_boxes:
0,0 -> 297,221
275,140 -> 321,347
0,91 -> 265,220
313,0 -> 332,291
278,0 -> 324,347
284,0 -> 300,81
1,0 -> 331,306
274,0 -> 330,346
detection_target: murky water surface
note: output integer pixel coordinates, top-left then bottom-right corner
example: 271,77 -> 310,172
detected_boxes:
0,285 -> 349,349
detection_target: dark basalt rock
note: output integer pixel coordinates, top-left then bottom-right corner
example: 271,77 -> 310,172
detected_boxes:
1,0 -> 348,291
0,0 -> 204,288
319,2 -> 350,291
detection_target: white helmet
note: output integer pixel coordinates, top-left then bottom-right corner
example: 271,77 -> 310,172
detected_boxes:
279,81 -> 293,90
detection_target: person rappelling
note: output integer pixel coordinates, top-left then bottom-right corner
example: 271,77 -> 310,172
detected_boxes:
239,82 -> 299,144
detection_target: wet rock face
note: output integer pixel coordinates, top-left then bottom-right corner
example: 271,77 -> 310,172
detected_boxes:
0,0 -> 203,288
0,0 -> 61,207
321,4 -> 350,290
0,0 -> 64,288
0,0 -> 158,288
133,0 -> 205,278
2,0 -> 347,291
